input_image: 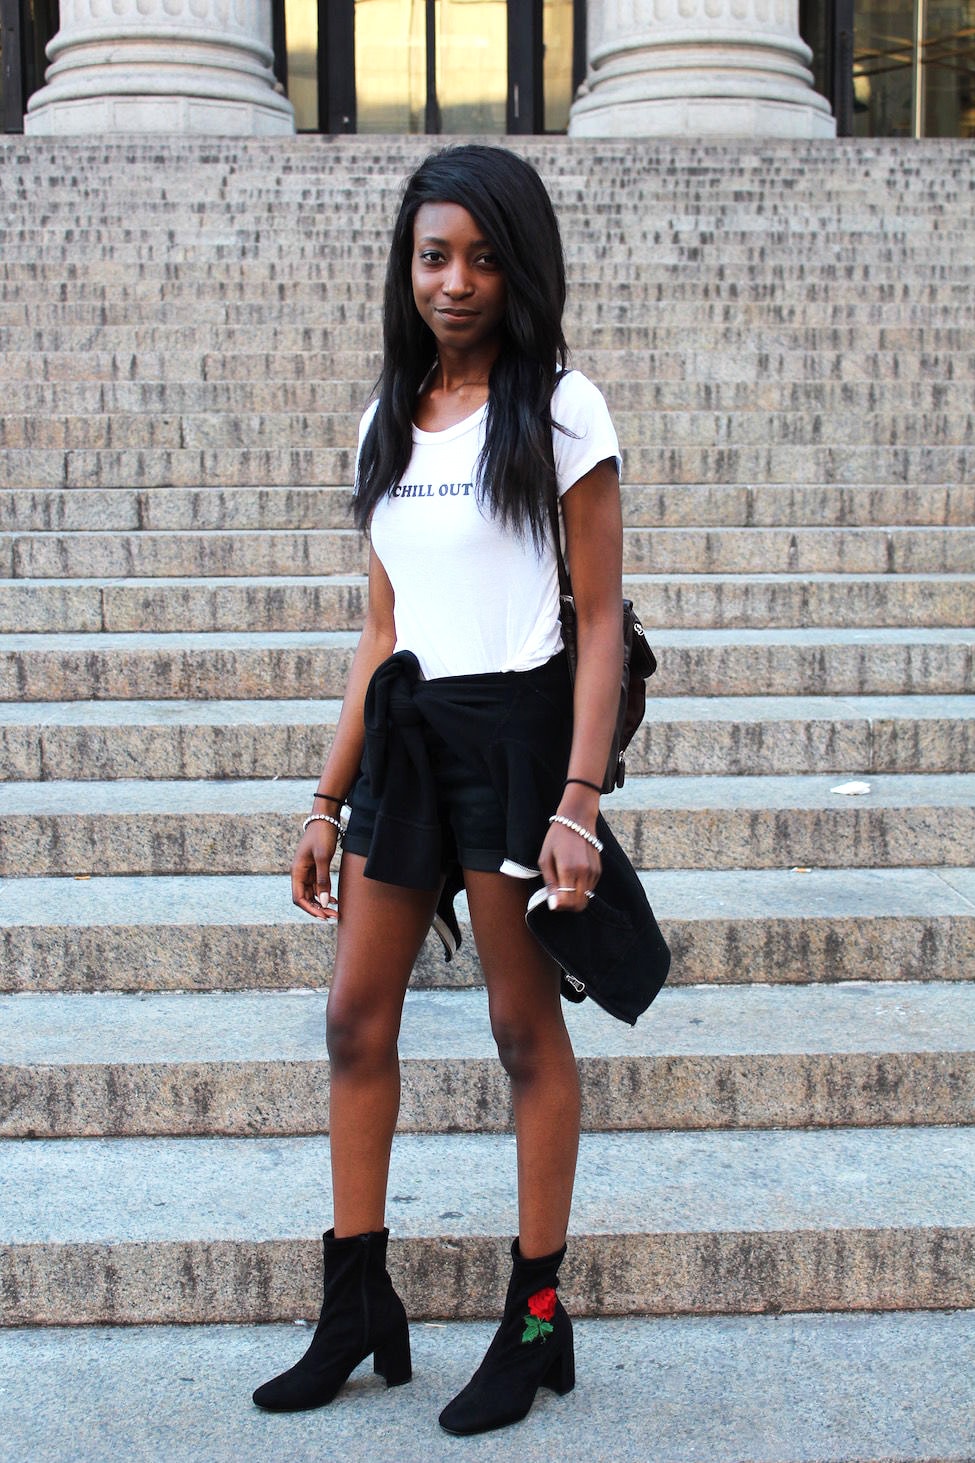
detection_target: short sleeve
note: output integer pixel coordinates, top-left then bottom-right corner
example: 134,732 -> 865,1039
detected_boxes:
551,372 -> 621,497
353,398 -> 380,496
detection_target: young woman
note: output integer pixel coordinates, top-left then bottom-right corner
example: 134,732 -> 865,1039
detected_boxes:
253,143 -> 625,1436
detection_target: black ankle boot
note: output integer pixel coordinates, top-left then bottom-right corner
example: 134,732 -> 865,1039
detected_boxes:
252,1227 -> 412,1412
438,1238 -> 574,1436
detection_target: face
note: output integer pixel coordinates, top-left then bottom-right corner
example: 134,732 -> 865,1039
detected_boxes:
411,201 -> 507,355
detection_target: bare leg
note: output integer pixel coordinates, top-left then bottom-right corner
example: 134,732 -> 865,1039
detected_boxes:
327,853 -> 439,1237
464,870 -> 581,1259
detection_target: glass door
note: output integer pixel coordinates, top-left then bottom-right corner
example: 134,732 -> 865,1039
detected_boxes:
543,0 -> 576,133
2,0 -> 59,132
284,0 -> 319,131
853,0 -> 975,137
354,0 -> 507,134
279,0 -> 580,135
918,1 -> 975,137
436,0 -> 508,133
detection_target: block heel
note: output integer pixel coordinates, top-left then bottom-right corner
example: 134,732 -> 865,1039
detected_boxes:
373,1324 -> 413,1387
542,1336 -> 575,1395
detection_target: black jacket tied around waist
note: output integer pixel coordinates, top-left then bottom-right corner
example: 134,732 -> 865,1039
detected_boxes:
359,650 -> 670,1025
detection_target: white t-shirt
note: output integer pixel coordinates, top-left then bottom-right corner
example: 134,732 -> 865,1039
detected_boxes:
357,370 -> 620,681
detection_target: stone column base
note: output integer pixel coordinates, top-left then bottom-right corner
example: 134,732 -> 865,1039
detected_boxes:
569,3 -> 835,140
25,1 -> 294,136
571,89 -> 837,141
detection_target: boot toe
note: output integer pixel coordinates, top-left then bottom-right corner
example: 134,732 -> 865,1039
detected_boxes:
438,1379 -> 528,1437
252,1375 -> 290,1411
252,1366 -> 328,1413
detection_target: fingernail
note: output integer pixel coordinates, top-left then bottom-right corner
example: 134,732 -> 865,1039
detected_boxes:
547,894 -> 558,911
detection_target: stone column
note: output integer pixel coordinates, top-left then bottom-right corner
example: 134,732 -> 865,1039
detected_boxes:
569,0 -> 835,138
25,0 -> 294,135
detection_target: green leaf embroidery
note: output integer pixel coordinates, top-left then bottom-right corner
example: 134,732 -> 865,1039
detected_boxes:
539,1320 -> 554,1338
521,1316 -> 541,1343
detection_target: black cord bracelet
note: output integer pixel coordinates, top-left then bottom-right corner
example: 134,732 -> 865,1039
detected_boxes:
314,791 -> 345,805
564,777 -> 602,795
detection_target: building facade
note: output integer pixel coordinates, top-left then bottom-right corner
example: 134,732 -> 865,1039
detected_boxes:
2,0 -> 973,137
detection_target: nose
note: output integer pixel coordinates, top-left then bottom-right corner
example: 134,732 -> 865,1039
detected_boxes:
442,259 -> 473,297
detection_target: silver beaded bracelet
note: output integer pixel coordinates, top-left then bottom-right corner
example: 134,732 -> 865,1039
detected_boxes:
302,812 -> 344,843
548,814 -> 604,854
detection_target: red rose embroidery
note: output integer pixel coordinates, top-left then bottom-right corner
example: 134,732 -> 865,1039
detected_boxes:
522,1286 -> 558,1341
527,1288 -> 557,1322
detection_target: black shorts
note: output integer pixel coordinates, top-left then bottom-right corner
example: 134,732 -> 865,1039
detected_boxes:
344,720 -> 510,873
343,653 -> 572,877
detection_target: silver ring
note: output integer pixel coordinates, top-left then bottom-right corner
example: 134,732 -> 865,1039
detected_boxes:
555,886 -> 576,892
585,890 -> 594,899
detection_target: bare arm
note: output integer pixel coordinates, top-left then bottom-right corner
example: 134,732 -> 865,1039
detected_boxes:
537,457 -> 623,911
291,545 -> 396,920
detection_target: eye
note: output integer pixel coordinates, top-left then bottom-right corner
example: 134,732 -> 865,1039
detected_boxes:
418,249 -> 445,265
477,252 -> 500,269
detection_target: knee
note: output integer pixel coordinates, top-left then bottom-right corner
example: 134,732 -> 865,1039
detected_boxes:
326,994 -> 397,1077
490,1009 -> 552,1085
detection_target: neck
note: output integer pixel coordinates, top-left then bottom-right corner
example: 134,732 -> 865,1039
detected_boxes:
435,340 -> 501,394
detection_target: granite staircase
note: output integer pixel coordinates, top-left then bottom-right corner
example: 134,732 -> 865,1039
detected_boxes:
0,137 -> 973,1462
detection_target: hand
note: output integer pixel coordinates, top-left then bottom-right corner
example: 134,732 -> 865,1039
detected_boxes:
538,819 -> 601,914
291,822 -> 340,920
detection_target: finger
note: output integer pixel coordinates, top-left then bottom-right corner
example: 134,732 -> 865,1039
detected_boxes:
314,891 -> 340,920
548,855 -> 601,913
293,892 -> 331,920
291,868 -> 312,909
543,852 -> 581,910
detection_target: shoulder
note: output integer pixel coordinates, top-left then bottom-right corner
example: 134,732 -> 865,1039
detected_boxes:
550,371 -> 621,494
551,370 -> 612,421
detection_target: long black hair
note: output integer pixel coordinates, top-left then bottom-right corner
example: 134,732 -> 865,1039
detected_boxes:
354,144 -> 568,544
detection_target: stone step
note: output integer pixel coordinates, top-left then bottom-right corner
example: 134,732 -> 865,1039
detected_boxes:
1,1313 -> 972,1463
8,240 -> 970,271
5,213 -> 966,242
0,529 -> 366,578
4,165 -> 969,191
2,627 -> 968,701
5,527 -> 974,581
4,271 -> 972,301
0,773 -> 971,877
6,178 -> 968,207
3,348 -> 971,386
7,171 -> 963,194
4,218 -> 972,245
3,376 -> 975,417
4,189 -> 972,213
3,408 -> 973,452
0,132 -> 966,160
8,259 -> 975,288
3,178 -> 965,205
5,571 -> 971,635
3,323 -> 970,354
4,483 -> 974,533
7,187 -> 967,212
3,1126 -> 973,1323
3,981 -> 972,1140
3,180 -> 966,207
2,695 -> 971,781
3,867 -> 972,995
6,299 -> 974,330
4,444 -> 971,490
4,167 -> 968,194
